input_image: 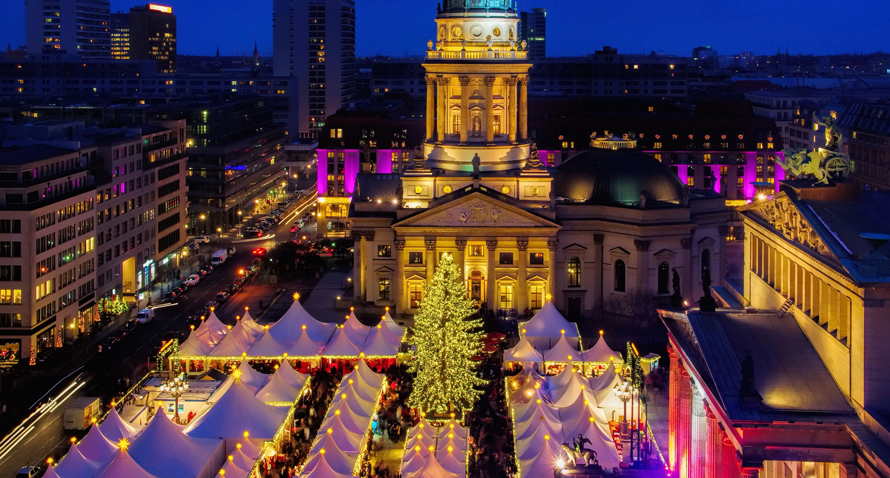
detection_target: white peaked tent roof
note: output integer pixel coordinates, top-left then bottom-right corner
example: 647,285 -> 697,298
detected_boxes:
41,466 -> 60,478
550,379 -> 598,409
179,329 -> 215,357
300,448 -> 355,478
227,447 -> 256,471
375,320 -> 403,348
510,377 -> 545,405
404,453 -> 459,478
78,424 -> 118,463
561,417 -> 620,469
360,326 -> 400,357
185,375 -> 289,440
405,430 -> 434,452
521,302 -> 579,347
504,336 -> 543,363
549,363 -> 582,390
542,334 -> 580,362
518,445 -> 563,478
270,297 -> 336,343
216,457 -> 248,478
355,358 -> 384,385
248,329 -> 290,357
437,420 -> 468,441
321,328 -> 361,357
582,334 -> 621,363
401,449 -> 429,475
129,407 -> 222,478
329,389 -> 375,418
238,359 -> 271,392
513,398 -> 561,433
343,314 -> 372,345
437,448 -> 466,477
96,449 -> 158,478
234,438 -> 263,461
557,390 -> 609,433
382,309 -> 405,337
591,367 -> 625,409
239,311 -> 266,342
98,407 -> 140,443
54,443 -> 101,477
515,406 -> 563,442
320,407 -> 368,436
277,359 -> 309,390
311,422 -> 363,454
255,369 -> 301,405
195,311 -> 228,346
335,377 -> 378,406
208,320 -> 256,357
515,421 -> 562,461
284,330 -> 325,358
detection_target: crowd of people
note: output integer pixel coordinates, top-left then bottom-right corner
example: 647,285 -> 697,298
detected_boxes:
467,349 -> 518,478
358,362 -> 416,478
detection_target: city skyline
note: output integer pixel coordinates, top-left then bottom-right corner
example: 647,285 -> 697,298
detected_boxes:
1,0 -> 888,58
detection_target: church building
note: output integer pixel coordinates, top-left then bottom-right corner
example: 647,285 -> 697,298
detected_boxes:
346,0 -> 731,319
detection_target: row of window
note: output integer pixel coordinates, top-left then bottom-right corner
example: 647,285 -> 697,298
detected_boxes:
377,245 -> 546,265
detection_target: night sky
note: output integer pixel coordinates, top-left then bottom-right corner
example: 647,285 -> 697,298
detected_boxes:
1,0 -> 887,58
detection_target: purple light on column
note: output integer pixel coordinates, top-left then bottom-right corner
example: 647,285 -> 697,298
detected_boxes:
317,149 -> 328,195
376,150 -> 393,174
344,150 -> 360,195
744,152 -> 758,198
538,150 -> 549,166
712,165 -> 721,194
774,152 -> 786,194
677,166 -> 688,186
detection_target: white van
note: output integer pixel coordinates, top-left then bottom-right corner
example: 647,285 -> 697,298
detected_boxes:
211,249 -> 228,266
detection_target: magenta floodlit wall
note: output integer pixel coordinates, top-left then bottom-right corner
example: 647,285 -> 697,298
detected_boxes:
317,149 -> 329,195
744,152 -> 758,198
344,150 -> 360,195
711,165 -> 722,194
376,150 -> 393,174
774,152 -> 786,194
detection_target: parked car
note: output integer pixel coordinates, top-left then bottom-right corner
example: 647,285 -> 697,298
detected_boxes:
215,292 -> 230,303
200,265 -> 214,276
162,292 -> 177,303
193,236 -> 211,244
227,246 -> 236,256
252,247 -> 267,255
185,274 -> 201,286
204,301 -> 216,311
173,285 -> 187,296
290,225 -> 297,232
244,228 -> 261,237
15,466 -> 41,478
136,308 -> 155,323
234,278 -> 244,287
226,284 -> 240,295
185,315 -> 203,330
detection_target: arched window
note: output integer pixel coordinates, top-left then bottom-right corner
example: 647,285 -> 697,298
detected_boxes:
614,260 -> 626,292
567,257 -> 581,288
658,262 -> 670,294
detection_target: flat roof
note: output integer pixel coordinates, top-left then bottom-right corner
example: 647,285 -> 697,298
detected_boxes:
0,144 -> 79,166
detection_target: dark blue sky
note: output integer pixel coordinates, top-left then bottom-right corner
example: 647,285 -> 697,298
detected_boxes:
2,0 -> 887,58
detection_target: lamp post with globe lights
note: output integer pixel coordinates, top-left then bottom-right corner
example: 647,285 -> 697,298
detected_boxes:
614,380 -> 633,460
161,374 -> 189,424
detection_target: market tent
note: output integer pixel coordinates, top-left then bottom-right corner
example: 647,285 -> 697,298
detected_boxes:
319,407 -> 368,436
282,330 -> 325,358
208,320 -> 258,358
98,407 -> 140,442
354,358 -> 385,386
550,380 -> 598,409
255,369 -> 301,405
300,447 -> 355,478
235,438 -> 263,461
237,359 -> 271,393
514,421 -> 562,462
129,408 -> 224,478
542,335 -> 580,363
375,320 -> 403,348
503,337 -> 543,363
582,334 -> 621,363
517,444 -> 563,478
436,420 -> 468,441
96,448 -> 158,478
216,457 -> 248,478
53,443 -> 101,477
437,447 -> 466,477
277,359 -> 310,390
513,399 -> 562,442
226,447 -> 256,471
179,329 -> 215,357
239,312 -> 266,342
329,389 -> 375,419
248,329 -> 290,358
359,326 -> 400,357
41,466 -> 61,478
321,328 -> 361,357
556,390 -> 609,433
549,363 -> 583,391
559,414 -> 620,469
401,449 -> 429,476
591,367 -> 625,410
548,369 -> 590,403
195,311 -> 228,347
403,452 -> 459,478
520,302 -> 579,349
310,422 -> 363,455
510,376 -> 545,406
185,374 -> 289,440
270,296 -> 336,343
382,309 -> 405,337
343,312 -> 372,345
77,424 -> 118,463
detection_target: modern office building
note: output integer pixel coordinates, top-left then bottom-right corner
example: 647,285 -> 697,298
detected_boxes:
273,0 -> 356,135
520,8 -> 546,60
110,4 -> 177,74
25,0 -> 111,59
0,144 -> 98,365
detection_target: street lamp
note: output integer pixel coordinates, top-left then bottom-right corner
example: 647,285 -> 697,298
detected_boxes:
614,381 -> 633,437
199,214 -> 206,235
160,374 -> 189,424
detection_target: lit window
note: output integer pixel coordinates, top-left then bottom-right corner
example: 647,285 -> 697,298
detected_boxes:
568,257 -> 581,287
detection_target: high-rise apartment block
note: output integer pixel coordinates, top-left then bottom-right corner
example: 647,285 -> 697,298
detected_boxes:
111,4 -> 177,74
25,0 -> 111,59
273,0 -> 356,136
520,8 -> 546,60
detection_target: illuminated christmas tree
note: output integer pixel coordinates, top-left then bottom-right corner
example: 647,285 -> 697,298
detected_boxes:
407,254 -> 486,414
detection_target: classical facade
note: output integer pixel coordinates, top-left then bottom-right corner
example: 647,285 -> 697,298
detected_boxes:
347,1 -> 729,320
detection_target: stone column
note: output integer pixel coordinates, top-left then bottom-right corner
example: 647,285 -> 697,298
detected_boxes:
459,76 -> 470,144
436,77 -> 448,143
519,77 -> 529,141
508,77 -> 518,143
594,234 -> 604,308
486,240 -> 498,311
681,237 -> 693,303
547,239 -> 559,302
705,403 -> 722,478
363,231 -> 375,300
425,237 -> 437,283
485,76 -> 495,143
352,231 -> 364,302
455,239 -> 467,282
635,239 -> 651,292
679,368 -> 692,478
668,344 -> 681,472
691,389 -> 707,478
425,76 -> 435,141
517,238 -> 528,314
395,238 -> 406,314
722,431 -> 740,478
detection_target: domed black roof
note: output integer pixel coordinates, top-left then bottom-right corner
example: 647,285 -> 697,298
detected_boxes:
443,0 -> 516,13
553,147 -> 687,207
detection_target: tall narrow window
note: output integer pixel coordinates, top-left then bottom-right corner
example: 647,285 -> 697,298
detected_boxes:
658,262 -> 670,294
614,260 -> 626,292
409,283 -> 424,308
493,116 -> 502,135
499,284 -> 513,311
452,115 -> 460,135
530,284 -> 543,309
568,257 -> 581,288
378,277 -> 391,300
701,249 -> 711,282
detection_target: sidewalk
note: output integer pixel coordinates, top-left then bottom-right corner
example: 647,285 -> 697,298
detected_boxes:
304,272 -> 349,324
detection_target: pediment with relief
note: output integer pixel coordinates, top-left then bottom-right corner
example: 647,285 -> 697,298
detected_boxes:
747,196 -> 835,260
394,192 -> 558,229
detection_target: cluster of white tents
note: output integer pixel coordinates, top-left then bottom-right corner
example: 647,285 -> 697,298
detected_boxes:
400,418 -> 468,478
44,360 -> 310,478
298,359 -> 385,478
509,365 -> 624,477
505,303 -> 622,365
178,298 -> 405,361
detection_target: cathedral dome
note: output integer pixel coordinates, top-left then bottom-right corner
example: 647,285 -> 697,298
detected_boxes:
552,136 -> 687,207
